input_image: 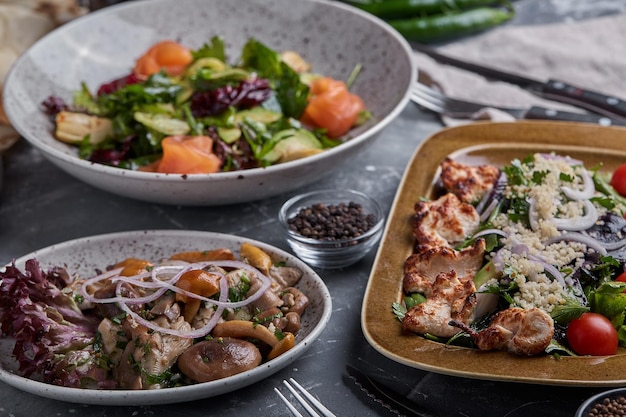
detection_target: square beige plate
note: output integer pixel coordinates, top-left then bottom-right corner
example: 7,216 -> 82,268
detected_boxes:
363,121 -> 626,386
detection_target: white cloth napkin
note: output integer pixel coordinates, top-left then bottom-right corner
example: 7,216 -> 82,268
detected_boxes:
414,13 -> 626,124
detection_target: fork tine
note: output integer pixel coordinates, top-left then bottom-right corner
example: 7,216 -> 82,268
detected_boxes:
274,387 -> 306,417
275,378 -> 337,417
282,380 -> 323,417
411,83 -> 486,117
411,84 -> 447,113
413,84 -> 458,110
286,378 -> 337,417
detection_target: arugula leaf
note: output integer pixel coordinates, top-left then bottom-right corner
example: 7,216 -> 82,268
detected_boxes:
392,302 -> 406,321
532,170 -> 548,184
545,339 -> 577,356
503,159 -> 527,186
97,72 -> 182,117
589,281 -> 626,328
550,297 -> 589,325
240,39 -> 309,118
73,82 -> 101,115
618,326 -> 626,346
593,170 -> 626,215
191,36 -> 226,62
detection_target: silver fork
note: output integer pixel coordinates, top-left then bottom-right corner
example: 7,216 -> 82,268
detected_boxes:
274,378 -> 337,417
411,81 -> 531,119
410,81 -> 626,126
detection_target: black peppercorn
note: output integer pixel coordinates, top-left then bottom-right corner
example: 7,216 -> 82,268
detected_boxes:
588,395 -> 626,417
287,201 -> 376,245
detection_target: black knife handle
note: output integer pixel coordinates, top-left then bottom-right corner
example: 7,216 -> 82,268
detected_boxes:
539,79 -> 626,119
524,106 -> 626,126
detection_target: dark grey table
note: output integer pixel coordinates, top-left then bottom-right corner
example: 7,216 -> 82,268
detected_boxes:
1,1 -> 624,416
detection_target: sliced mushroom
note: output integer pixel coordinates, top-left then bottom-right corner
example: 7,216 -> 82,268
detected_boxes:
169,248 -> 236,262
113,257 -> 153,276
175,269 -> 221,322
94,281 -> 144,316
212,320 -> 280,348
247,275 -> 284,312
177,338 -> 262,382
116,341 -> 143,389
280,287 -> 309,316
254,307 -> 282,324
267,332 -> 295,360
283,312 -> 302,334
240,242 -> 273,275
211,320 -> 297,361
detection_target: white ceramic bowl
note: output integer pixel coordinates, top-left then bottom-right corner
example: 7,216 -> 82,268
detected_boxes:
3,0 -> 415,206
0,230 -> 332,405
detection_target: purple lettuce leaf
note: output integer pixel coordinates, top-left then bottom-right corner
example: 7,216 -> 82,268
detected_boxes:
0,259 -> 113,388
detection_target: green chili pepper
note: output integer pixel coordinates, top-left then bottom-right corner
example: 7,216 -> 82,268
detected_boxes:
388,5 -> 514,43
350,0 -> 504,20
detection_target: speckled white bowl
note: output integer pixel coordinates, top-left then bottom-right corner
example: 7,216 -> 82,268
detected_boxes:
0,230 -> 332,405
3,0 -> 415,206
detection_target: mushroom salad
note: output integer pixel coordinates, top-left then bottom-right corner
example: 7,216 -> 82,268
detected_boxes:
0,242 -> 309,389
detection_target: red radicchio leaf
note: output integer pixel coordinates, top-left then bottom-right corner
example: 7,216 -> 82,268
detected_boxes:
0,259 -> 110,387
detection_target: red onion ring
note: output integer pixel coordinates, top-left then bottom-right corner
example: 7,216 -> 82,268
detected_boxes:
527,197 -> 539,232
473,228 -> 508,239
545,232 -> 608,256
551,200 -> 598,231
79,259 -> 275,338
561,169 -> 594,201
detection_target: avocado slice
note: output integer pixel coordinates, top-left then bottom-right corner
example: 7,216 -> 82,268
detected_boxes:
217,126 -> 242,144
134,112 -> 190,136
235,107 -> 282,125
263,128 -> 323,163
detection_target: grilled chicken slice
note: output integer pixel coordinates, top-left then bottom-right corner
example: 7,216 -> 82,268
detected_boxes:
402,270 -> 476,338
412,193 -> 479,250
403,239 -> 485,297
450,307 -> 554,356
440,158 -> 500,204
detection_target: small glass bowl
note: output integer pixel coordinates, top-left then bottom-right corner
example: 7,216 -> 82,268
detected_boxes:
278,189 -> 385,269
576,388 -> 626,417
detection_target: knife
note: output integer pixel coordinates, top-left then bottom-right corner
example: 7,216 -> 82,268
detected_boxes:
412,42 -> 626,119
345,364 -> 439,417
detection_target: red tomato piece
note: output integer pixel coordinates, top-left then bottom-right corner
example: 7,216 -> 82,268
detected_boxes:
610,163 -> 626,197
566,312 -> 618,356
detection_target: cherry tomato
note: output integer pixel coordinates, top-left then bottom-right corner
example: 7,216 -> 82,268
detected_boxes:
566,312 -> 618,356
610,163 -> 626,196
